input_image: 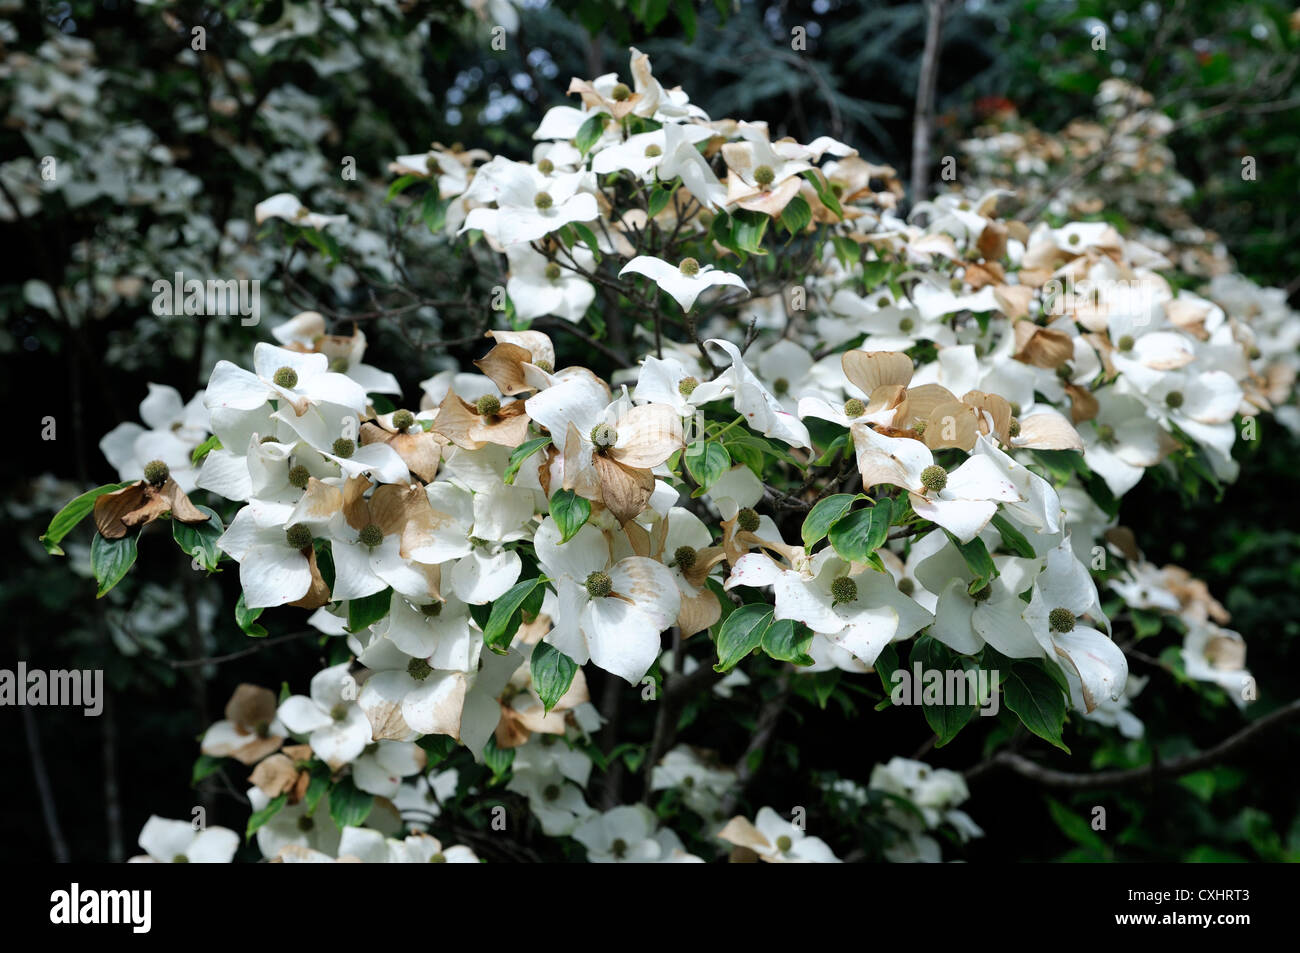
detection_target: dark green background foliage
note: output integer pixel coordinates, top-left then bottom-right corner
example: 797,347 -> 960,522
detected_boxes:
1,0 -> 1296,861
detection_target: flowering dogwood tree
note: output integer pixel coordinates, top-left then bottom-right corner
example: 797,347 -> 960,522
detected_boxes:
41,47 -> 1300,863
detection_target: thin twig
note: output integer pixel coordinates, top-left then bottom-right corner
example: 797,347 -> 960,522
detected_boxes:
967,698 -> 1300,789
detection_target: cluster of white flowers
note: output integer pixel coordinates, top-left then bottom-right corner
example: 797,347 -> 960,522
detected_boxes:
69,48 -> 1296,862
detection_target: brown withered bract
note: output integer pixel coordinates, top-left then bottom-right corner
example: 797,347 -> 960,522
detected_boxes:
93,477 -> 209,539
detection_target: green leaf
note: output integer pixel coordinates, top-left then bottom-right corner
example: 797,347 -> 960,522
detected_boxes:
779,194 -> 812,236
303,764 -> 331,815
531,642 -> 579,713
347,588 -> 392,632
1002,660 -> 1070,753
990,513 -> 1036,559
420,189 -> 448,233
483,736 -> 515,781
1046,798 -> 1108,854
801,169 -> 844,219
246,794 -> 286,841
236,593 -> 267,639
91,532 -> 138,598
874,642 -> 901,696
831,235 -> 860,269
761,618 -> 813,666
40,482 -> 132,555
811,432 -> 848,467
714,604 -> 773,672
812,669 -> 840,708
328,778 -> 374,829
945,531 -> 998,591
190,434 -> 222,465
549,489 -> 591,543
828,503 -> 891,563
503,436 -> 551,485
802,493 -> 858,549
647,184 -> 674,218
728,209 -> 769,255
575,113 -> 608,156
571,222 -> 602,262
684,440 -> 730,493
172,505 -> 223,571
191,754 -> 223,787
483,576 -> 544,651
386,173 -> 422,202
911,636 -> 977,747
673,0 -> 697,39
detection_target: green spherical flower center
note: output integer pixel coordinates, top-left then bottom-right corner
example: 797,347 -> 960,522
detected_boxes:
772,378 -> 790,396
753,165 -> 776,188
920,464 -> 948,493
287,464 -> 311,489
678,257 -> 701,277
830,575 -> 858,604
285,523 -> 313,549
1117,334 -> 1135,352
272,366 -> 298,389
736,507 -> 761,533
143,459 -> 170,486
1048,607 -> 1076,633
644,144 -> 662,158
1165,390 -> 1185,409
844,398 -> 866,418
543,784 -> 561,802
1056,363 -> 1074,380
589,423 -> 618,449
534,359 -> 554,374
407,657 -> 432,681
673,546 -> 698,571
971,583 -> 992,603
392,409 -> 415,432
1095,423 -> 1115,443
332,437 -> 356,459
359,523 -> 384,548
776,835 -> 793,852
611,838 -> 628,859
897,577 -> 915,596
1068,233 -> 1080,245
611,82 -> 631,102
899,317 -> 915,333
678,376 -> 699,397
429,852 -> 447,863
476,394 -> 502,417
533,191 -> 553,211
172,854 -> 189,863
585,571 -> 613,599
1008,418 -> 1022,439
537,158 -> 554,175
877,296 -> 891,308
330,704 -> 349,722
544,262 -> 562,281
420,601 -> 443,617
297,816 -> 315,833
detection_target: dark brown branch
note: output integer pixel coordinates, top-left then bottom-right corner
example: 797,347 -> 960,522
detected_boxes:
968,698 -> 1300,789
